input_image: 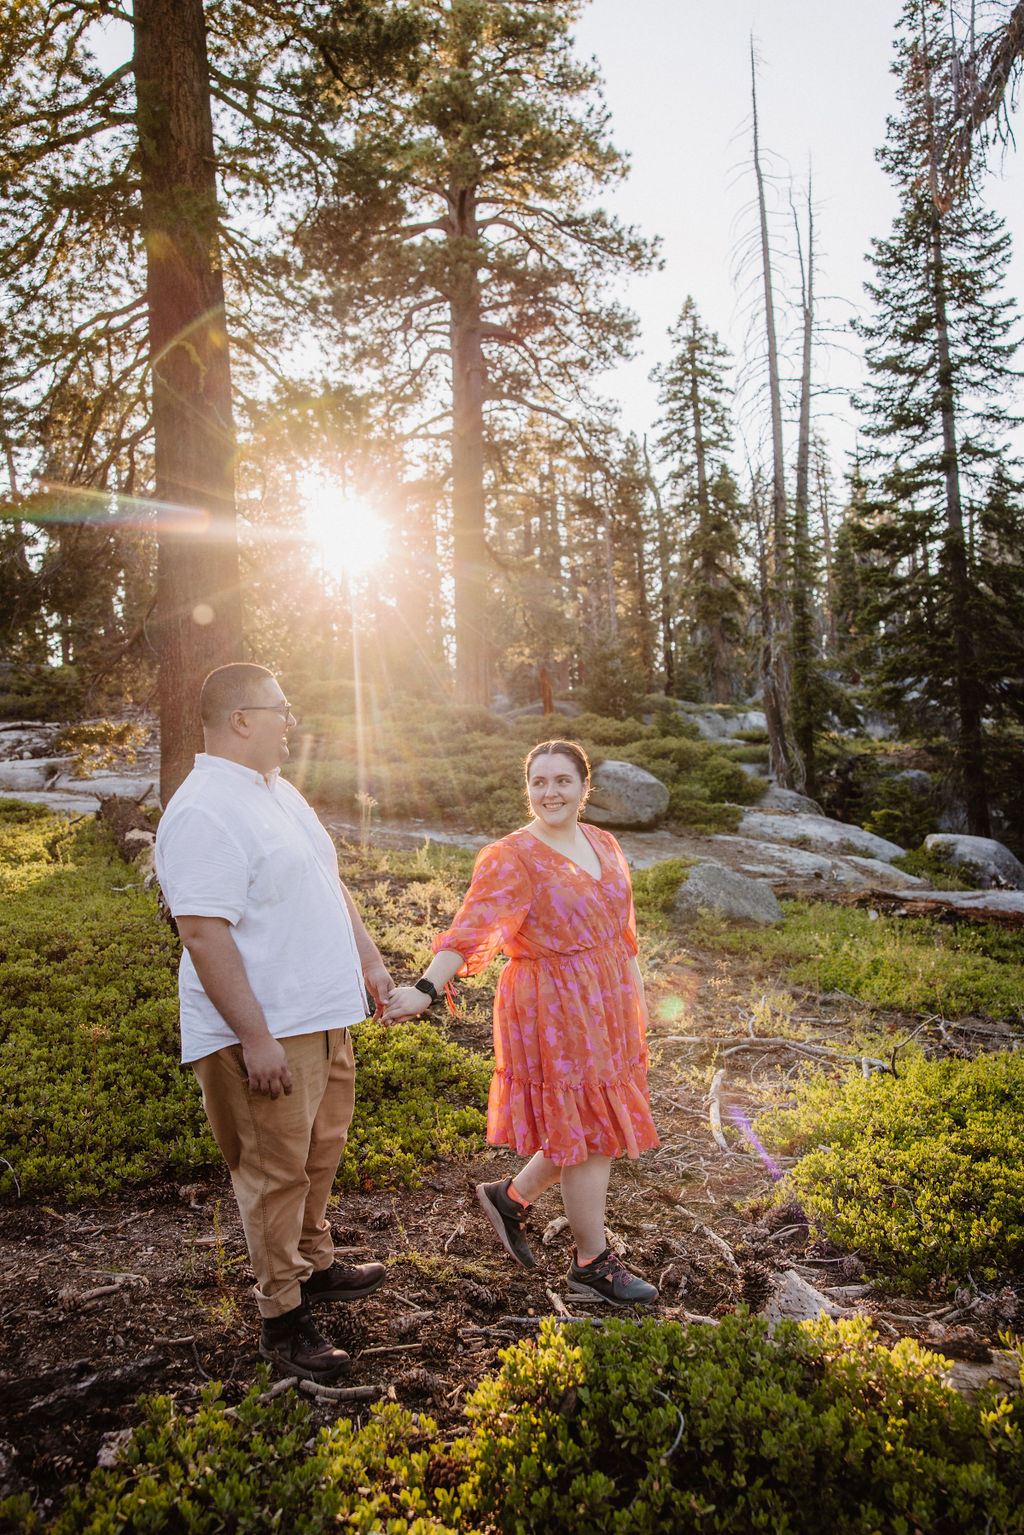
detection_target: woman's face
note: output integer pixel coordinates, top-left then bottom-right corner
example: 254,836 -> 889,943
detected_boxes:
526,752 -> 588,832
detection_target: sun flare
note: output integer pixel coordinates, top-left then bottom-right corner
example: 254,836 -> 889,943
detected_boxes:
299,474 -> 388,580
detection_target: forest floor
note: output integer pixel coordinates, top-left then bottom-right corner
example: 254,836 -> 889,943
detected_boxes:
1,837 -> 1022,1517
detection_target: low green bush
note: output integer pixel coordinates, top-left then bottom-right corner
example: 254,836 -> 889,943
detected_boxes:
13,1316 -> 1022,1534
0,806 -> 216,1201
341,1019 -> 490,1189
758,1050 -> 1024,1288
695,899 -> 1024,1021
0,807 -> 492,1203
891,846 -> 973,889
667,796 -> 743,834
53,720 -> 149,777
631,858 -> 693,928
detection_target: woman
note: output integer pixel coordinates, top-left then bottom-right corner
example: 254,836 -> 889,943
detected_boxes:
383,740 -> 659,1307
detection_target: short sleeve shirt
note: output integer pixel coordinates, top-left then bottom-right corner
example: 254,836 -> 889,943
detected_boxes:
155,754 -> 368,1063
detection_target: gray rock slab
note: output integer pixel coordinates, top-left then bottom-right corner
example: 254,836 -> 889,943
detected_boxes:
924,833 -> 1024,890
0,758 -> 69,791
758,786 -> 824,815
0,789 -> 104,814
899,888 -> 1024,916
737,809 -> 904,863
51,771 -> 159,803
674,861 -> 783,924
586,759 -> 670,829
709,835 -> 845,883
844,856 -> 928,890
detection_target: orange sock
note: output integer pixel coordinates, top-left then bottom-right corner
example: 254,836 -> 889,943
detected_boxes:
506,1180 -> 531,1208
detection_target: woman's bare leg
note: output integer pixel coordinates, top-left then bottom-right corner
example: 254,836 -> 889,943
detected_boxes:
510,1151 -> 561,1204
559,1155 -> 612,1265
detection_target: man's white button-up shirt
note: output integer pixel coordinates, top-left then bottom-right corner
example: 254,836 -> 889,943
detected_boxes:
155,753 -> 367,1063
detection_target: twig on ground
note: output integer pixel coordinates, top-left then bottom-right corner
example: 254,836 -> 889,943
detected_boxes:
545,1287 -> 572,1317
707,1068 -> 730,1153
357,1342 -> 425,1357
443,1217 -> 466,1253
541,1215 -> 570,1245
299,1380 -> 380,1402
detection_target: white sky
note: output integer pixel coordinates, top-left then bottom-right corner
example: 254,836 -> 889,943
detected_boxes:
571,0 -> 1024,471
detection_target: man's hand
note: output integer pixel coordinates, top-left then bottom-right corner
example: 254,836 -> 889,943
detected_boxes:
242,1033 -> 293,1097
382,985 -> 433,1023
364,961 -> 395,1020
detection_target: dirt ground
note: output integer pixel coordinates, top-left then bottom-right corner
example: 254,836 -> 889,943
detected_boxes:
2,917 -> 1021,1518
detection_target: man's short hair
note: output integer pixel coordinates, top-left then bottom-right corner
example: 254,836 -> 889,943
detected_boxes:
200,663 -> 277,727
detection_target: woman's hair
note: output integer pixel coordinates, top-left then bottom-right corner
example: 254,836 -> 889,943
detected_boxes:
523,740 -> 592,813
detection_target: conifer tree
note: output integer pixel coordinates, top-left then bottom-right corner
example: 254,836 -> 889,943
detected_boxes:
856,0 -> 1024,835
653,298 -> 746,703
297,0 -> 656,705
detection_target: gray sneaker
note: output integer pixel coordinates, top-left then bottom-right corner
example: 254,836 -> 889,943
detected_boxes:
567,1247 -> 659,1308
476,1178 -> 538,1269
259,1302 -> 350,1382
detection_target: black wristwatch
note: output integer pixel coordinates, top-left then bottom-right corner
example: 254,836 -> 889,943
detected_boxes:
413,977 -> 439,1006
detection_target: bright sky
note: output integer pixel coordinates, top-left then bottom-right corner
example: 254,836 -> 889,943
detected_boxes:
572,0 -> 1024,470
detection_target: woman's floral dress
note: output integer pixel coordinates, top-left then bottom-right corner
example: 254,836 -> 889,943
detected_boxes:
433,824 -> 659,1167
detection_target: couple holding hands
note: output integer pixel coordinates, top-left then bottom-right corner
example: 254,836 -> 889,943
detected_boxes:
155,663 -> 659,1385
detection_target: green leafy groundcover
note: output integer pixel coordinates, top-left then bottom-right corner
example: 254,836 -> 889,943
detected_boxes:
0,803 -> 488,1203
694,899 -> 1024,1022
759,1051 -> 1024,1288
4,1315 -> 1022,1534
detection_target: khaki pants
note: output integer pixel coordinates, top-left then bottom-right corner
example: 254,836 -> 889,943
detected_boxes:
193,1027 -> 356,1318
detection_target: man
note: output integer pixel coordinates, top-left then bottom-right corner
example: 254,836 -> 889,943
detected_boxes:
155,662 -> 393,1383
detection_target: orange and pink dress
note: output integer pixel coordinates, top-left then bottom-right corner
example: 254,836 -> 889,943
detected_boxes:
433,823 -> 660,1167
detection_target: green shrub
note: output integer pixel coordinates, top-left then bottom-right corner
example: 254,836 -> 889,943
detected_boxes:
861,776 -> 940,849
0,808 -> 217,1201
458,1313 -> 1024,1532
667,796 -> 743,834
16,1382 -> 460,1535
0,664 -> 86,721
759,1051 -> 1024,1288
631,858 -> 693,928
53,720 -> 149,778
892,846 -> 973,889
696,899 -> 1024,1021
697,753 -> 762,804
0,808 -> 492,1203
341,1019 -> 490,1189
22,1318 -> 1023,1534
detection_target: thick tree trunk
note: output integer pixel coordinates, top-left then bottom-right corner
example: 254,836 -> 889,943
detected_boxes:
449,179 -> 490,707
134,0 -> 242,805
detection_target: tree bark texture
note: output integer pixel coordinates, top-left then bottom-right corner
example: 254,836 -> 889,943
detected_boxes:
930,210 -> 990,835
134,0 -> 242,803
448,178 -> 490,707
751,55 -> 795,787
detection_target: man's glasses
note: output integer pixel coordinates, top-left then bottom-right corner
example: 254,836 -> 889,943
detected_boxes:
238,703 -> 295,721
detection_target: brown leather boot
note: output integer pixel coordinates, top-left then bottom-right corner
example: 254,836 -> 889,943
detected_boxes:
258,1301 -> 350,1382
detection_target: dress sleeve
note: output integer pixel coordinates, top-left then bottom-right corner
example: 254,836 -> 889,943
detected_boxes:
432,839 -> 533,975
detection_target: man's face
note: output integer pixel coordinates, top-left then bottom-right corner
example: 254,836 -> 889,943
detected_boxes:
235,678 -> 295,775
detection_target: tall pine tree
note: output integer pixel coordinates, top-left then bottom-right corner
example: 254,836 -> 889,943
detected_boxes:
855,0 -> 1023,835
